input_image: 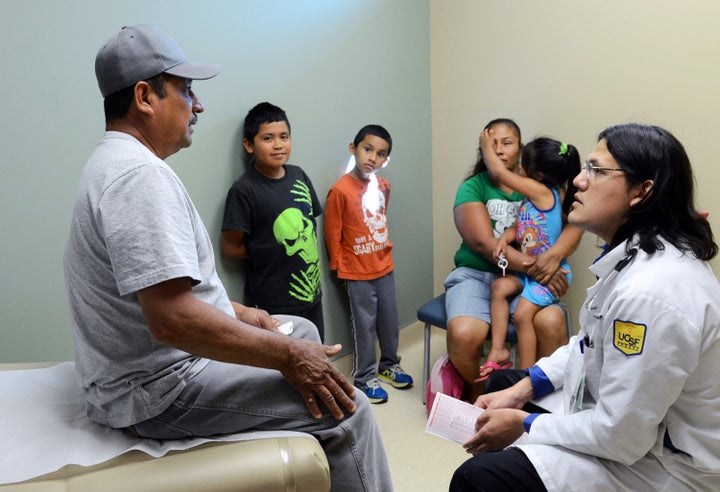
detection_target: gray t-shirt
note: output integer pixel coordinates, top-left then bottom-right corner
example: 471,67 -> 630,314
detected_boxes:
64,131 -> 234,427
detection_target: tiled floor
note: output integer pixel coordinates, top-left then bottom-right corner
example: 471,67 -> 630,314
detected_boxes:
334,322 -> 469,491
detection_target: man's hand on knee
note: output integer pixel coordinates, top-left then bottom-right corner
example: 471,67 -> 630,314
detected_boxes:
280,340 -> 357,420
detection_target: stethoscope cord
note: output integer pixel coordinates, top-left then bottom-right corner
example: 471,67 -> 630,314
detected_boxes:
585,247 -> 639,319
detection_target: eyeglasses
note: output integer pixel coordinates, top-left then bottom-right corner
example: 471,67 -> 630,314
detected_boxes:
582,161 -> 625,180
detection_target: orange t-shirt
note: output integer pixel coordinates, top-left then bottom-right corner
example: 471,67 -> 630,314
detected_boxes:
324,173 -> 394,280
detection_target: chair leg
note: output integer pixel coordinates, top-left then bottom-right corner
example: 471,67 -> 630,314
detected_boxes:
423,322 -> 431,405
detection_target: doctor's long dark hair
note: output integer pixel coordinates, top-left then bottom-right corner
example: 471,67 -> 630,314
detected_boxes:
601,123 -> 717,261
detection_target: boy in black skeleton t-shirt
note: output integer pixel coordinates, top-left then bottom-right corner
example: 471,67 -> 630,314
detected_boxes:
222,102 -> 325,339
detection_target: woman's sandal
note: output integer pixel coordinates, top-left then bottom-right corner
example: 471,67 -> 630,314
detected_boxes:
474,360 -> 513,383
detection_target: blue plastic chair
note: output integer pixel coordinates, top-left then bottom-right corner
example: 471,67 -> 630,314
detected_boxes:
418,292 -> 572,404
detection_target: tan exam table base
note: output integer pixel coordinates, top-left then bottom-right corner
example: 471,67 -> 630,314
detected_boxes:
0,362 -> 330,492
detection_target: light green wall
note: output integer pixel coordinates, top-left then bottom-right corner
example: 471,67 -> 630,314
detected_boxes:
0,1 -> 432,362
430,0 -> 720,327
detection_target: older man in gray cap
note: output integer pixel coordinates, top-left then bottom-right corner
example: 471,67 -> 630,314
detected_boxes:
64,25 -> 392,491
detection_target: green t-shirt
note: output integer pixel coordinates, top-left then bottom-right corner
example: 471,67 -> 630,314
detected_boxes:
452,172 -> 523,272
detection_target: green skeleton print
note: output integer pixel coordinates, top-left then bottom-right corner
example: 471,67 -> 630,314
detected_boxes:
272,180 -> 321,302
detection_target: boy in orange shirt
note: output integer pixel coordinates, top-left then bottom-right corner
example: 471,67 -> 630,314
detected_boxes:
324,125 -> 413,403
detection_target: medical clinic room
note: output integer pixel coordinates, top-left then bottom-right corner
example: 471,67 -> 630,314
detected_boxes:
2,1 -> 719,491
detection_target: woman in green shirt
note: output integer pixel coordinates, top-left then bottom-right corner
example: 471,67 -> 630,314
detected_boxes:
444,118 -> 582,403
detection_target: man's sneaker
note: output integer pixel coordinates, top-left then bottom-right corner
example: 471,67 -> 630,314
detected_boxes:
359,378 -> 388,404
378,364 -> 414,389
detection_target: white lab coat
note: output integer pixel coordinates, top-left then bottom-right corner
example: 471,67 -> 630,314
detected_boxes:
516,238 -> 720,491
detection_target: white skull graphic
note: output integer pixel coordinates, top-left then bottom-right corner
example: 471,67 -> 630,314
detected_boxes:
362,185 -> 388,244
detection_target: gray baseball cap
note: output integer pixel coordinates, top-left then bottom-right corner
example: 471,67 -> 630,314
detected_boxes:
95,25 -> 220,97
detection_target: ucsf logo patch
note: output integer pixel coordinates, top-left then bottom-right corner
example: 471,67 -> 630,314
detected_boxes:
613,320 -> 646,356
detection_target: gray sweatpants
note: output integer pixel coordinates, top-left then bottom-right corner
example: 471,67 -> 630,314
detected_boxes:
347,271 -> 401,385
131,316 -> 393,492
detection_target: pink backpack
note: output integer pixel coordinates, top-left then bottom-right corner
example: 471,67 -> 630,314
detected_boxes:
425,353 -> 466,415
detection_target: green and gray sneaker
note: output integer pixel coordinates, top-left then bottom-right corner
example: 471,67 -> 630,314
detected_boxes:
378,364 -> 414,389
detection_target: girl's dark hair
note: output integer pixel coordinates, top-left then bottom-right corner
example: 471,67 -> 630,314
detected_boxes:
243,102 -> 290,142
521,137 -> 581,217
465,118 -> 522,180
353,124 -> 392,155
601,123 -> 716,260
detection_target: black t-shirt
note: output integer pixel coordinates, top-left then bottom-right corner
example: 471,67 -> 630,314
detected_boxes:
222,164 -> 323,308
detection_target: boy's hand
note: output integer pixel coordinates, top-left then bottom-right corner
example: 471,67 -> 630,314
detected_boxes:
231,302 -> 277,330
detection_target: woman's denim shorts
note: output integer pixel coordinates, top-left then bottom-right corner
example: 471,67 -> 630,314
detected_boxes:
443,266 -> 519,323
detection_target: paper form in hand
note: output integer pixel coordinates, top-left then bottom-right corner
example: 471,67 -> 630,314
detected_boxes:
425,392 -> 528,446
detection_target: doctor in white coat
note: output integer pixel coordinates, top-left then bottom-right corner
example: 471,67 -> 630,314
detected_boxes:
450,123 -> 720,492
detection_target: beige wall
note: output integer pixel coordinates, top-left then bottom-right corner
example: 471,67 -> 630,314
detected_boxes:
430,0 -> 720,328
